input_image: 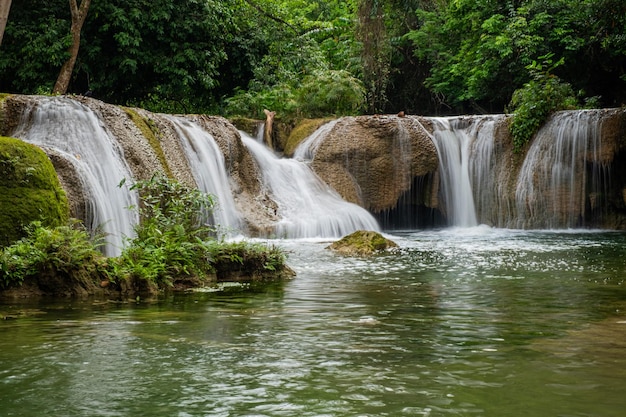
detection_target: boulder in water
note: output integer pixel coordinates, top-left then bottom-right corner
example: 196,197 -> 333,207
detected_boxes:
326,230 -> 398,256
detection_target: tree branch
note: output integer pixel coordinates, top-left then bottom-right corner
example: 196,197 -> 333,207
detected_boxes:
243,0 -> 300,35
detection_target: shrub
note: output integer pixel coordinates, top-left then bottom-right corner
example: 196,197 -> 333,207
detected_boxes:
0,220 -> 107,290
112,174 -> 217,286
294,70 -> 365,117
507,54 -> 577,152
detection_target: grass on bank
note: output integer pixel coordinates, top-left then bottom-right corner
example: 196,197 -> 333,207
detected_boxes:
0,174 -> 288,294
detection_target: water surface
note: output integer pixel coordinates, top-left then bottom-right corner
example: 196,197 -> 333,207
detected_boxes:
2,228 -> 626,416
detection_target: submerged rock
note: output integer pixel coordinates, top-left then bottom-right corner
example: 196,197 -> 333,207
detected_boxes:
326,230 -> 398,256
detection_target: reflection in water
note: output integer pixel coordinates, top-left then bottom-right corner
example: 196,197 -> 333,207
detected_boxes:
1,229 -> 626,416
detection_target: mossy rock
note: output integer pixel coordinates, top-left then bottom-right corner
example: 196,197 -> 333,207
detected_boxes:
0,137 -> 69,247
229,117 -> 262,137
326,230 -> 398,256
283,118 -> 334,157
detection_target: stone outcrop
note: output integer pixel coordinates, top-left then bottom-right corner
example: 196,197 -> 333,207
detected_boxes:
307,115 -> 439,214
0,136 -> 69,246
326,230 -> 399,256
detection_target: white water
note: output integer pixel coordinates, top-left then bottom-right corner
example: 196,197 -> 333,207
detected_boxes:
428,112 -> 608,229
13,97 -> 138,256
515,111 -> 606,228
167,116 -> 243,234
430,118 -> 480,227
241,132 -> 380,238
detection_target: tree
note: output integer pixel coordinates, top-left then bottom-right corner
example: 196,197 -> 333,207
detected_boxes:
356,0 -> 391,113
52,0 -> 91,94
0,0 -> 11,48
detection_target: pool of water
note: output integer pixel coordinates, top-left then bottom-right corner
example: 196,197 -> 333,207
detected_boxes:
2,228 -> 626,416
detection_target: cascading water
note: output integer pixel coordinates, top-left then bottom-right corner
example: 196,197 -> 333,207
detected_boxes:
429,116 -> 509,228
514,110 -> 608,229
166,116 -> 243,234
241,132 -> 380,238
430,118 -> 480,227
12,97 -> 138,256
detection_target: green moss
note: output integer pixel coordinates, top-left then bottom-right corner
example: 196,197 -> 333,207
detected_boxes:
326,230 -> 398,256
229,117 -> 262,136
123,107 -> 174,178
0,94 -> 9,133
0,137 -> 69,247
283,118 -> 334,156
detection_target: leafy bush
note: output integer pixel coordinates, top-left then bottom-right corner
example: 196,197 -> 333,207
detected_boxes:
507,54 -> 577,151
295,70 -> 365,117
112,174 -> 217,286
0,174 -> 289,293
0,220 -> 107,289
207,240 -> 287,273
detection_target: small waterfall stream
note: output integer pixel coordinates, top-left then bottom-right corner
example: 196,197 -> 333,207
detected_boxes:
241,132 -> 380,238
166,116 -> 243,234
12,97 -> 138,256
430,118 -> 479,227
515,110 -> 608,228
427,112 -> 609,229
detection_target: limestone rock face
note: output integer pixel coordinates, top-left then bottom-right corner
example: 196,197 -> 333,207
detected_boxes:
309,115 -> 439,214
0,95 -> 279,237
191,114 -> 279,235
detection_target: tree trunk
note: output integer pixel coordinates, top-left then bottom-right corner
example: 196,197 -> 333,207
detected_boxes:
263,109 -> 276,149
0,0 -> 12,48
52,0 -> 91,95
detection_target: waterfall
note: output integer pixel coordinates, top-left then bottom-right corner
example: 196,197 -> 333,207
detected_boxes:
166,116 -> 243,234
429,116 -> 506,228
240,132 -> 380,238
514,110 -> 608,228
430,118 -> 479,227
12,97 -> 138,256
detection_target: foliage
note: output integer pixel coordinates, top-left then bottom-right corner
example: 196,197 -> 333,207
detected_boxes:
0,0 -> 624,116
112,174 -> 216,286
207,240 -> 287,273
0,173 -> 289,293
407,0 -> 626,112
507,54 -> 577,151
112,174 -> 289,287
296,69 -> 365,117
0,220 -> 106,289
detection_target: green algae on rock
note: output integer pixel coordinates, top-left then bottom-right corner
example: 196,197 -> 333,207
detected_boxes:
326,230 -> 398,256
0,136 -> 69,247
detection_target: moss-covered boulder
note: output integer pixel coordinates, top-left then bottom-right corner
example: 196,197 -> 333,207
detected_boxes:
326,230 -> 398,256
283,118 -> 334,156
0,137 -> 69,247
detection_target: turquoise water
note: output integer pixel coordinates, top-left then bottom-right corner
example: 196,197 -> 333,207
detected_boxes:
2,228 -> 626,416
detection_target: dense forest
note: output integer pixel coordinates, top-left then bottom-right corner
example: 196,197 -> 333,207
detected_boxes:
1,0 -> 625,119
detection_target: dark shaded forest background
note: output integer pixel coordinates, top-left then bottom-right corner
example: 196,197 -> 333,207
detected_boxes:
1,0 -> 624,119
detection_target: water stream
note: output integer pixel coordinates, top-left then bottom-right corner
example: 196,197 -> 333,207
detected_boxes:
2,228 -> 625,416
167,115 -> 243,234
241,132 -> 380,238
11,97 -> 138,256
